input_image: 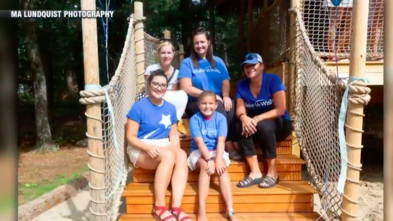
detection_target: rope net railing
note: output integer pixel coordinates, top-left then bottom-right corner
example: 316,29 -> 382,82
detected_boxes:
288,10 -> 344,218
79,15 -> 141,220
101,15 -> 138,220
79,13 -> 186,219
250,1 -> 375,220
302,0 -> 384,61
287,4 -> 353,220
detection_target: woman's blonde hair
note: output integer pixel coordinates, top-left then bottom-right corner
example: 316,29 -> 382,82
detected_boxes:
157,41 -> 175,55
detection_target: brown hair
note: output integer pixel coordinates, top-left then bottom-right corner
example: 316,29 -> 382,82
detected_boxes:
198,90 -> 217,103
191,27 -> 216,69
148,69 -> 168,85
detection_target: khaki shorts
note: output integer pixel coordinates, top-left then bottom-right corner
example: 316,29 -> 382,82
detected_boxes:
187,149 -> 231,171
127,138 -> 171,168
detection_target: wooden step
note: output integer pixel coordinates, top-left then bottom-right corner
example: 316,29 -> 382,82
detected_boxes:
119,213 -> 322,221
180,137 -> 292,155
132,155 -> 305,183
122,181 -> 316,214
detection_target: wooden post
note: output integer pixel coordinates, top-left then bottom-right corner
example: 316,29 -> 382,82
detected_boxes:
247,0 -> 254,51
179,44 -> 185,63
164,30 -> 171,40
80,0 -> 105,220
341,0 -> 370,220
134,1 -> 145,93
384,0 -> 393,220
289,0 -> 300,119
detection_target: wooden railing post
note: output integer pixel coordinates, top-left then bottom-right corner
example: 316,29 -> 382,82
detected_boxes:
289,0 -> 300,118
80,0 -> 105,220
341,0 -> 370,220
164,30 -> 171,40
179,44 -> 185,63
134,1 -> 145,93
384,0 -> 393,220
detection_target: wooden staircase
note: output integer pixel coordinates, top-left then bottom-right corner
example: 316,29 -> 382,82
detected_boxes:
118,119 -> 320,221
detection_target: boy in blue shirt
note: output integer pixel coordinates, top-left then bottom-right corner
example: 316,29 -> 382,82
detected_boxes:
186,91 -> 238,221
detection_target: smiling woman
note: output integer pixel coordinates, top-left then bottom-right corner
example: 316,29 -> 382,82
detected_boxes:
235,53 -> 292,189
144,41 -> 188,137
178,27 -> 241,160
126,69 -> 191,221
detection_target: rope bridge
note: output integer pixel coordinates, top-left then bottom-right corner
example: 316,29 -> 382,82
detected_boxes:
78,0 -> 381,220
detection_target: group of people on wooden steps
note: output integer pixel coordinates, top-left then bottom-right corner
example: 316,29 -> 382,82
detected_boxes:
125,27 -> 292,221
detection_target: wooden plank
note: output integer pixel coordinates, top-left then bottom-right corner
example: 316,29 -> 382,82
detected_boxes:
126,193 -> 313,205
180,138 -> 292,147
122,181 -> 317,197
134,163 -> 301,174
133,155 -> 305,174
133,171 -> 302,183
119,213 -> 322,221
181,145 -> 292,155
126,202 -> 314,213
324,61 -> 383,85
292,131 -> 301,158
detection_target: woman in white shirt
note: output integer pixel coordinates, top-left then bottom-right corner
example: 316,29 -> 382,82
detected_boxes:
144,41 -> 188,137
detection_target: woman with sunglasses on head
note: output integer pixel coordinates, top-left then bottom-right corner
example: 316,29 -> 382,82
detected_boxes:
235,53 -> 292,189
126,69 -> 191,221
144,41 -> 188,138
178,27 -> 241,160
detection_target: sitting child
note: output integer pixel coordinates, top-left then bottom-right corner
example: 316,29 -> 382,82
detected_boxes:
186,91 -> 239,221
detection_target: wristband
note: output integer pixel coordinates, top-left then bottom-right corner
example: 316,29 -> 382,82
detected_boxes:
206,157 -> 214,162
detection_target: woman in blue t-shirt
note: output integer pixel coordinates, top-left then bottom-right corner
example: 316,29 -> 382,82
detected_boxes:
126,70 -> 191,221
235,53 -> 292,189
178,27 -> 240,160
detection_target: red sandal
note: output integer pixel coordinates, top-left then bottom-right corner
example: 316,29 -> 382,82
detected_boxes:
170,207 -> 191,221
153,206 -> 175,221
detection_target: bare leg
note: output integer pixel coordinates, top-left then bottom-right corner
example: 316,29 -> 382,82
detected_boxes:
339,7 -> 352,59
259,158 -> 278,188
169,148 -> 191,220
245,155 -> 263,179
226,141 -> 242,161
225,141 -> 234,151
136,149 -> 176,220
170,149 -> 188,206
196,158 -> 211,221
327,7 -> 345,61
232,142 -> 239,151
218,165 -> 238,221
370,0 -> 384,60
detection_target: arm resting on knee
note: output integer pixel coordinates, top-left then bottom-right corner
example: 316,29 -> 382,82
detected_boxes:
194,137 -> 212,161
236,98 -> 247,119
216,137 -> 226,159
